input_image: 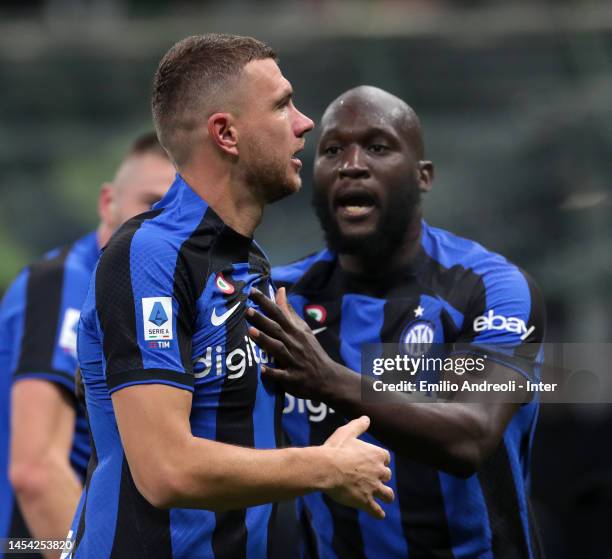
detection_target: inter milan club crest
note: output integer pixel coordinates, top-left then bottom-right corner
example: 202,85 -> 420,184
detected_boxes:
304,304 -> 327,324
401,320 -> 435,357
215,272 -> 235,295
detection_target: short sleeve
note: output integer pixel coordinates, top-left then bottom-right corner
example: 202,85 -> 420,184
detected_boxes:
11,251 -> 91,395
456,265 -> 546,381
96,224 -> 196,394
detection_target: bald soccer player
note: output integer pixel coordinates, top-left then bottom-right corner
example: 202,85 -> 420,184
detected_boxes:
249,86 -> 546,559
0,132 -> 175,559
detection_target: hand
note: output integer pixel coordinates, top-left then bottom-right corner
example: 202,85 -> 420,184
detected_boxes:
246,287 -> 336,400
323,416 -> 394,519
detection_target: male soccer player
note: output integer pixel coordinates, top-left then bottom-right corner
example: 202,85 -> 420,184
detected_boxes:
0,132 -> 174,559
68,35 -> 393,559
249,85 -> 546,558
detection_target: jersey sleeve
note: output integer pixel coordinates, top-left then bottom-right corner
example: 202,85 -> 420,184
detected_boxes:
95,226 -> 196,394
456,264 -> 546,382
11,252 -> 91,395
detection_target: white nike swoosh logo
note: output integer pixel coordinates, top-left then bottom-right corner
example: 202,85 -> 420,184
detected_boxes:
211,302 -> 241,326
312,326 -> 327,335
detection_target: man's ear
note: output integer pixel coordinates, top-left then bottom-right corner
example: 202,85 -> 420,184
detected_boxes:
417,160 -> 434,193
208,113 -> 239,157
98,182 -> 116,227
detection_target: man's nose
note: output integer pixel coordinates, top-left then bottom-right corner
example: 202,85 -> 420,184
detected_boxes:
339,146 -> 368,179
294,109 -> 315,137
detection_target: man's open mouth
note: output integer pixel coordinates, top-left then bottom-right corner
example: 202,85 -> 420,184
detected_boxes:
291,146 -> 304,167
334,189 -> 378,219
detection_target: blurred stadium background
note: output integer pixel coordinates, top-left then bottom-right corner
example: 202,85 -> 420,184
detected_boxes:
1,0 -> 611,556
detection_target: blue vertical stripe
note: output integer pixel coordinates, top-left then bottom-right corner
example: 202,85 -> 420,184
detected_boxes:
339,294 -> 410,559
359,451 -> 409,558
75,398 -> 123,559
170,509 -> 216,559
438,473 -> 493,558
303,494 -> 339,559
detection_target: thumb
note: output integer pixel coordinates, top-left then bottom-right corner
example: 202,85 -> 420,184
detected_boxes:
326,416 -> 370,446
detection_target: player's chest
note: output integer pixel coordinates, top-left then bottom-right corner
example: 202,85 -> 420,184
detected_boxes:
191,264 -> 274,384
293,291 -> 464,368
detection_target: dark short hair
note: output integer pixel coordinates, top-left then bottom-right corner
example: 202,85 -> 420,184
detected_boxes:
151,33 -> 277,167
127,131 -> 168,159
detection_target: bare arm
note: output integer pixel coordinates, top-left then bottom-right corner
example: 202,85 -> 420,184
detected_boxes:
295,361 -> 519,478
9,380 -> 82,559
247,288 -> 524,478
113,384 -> 393,517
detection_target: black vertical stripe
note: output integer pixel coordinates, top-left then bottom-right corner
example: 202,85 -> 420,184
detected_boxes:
393,458 -> 456,559
97,210 -> 162,379
413,248 -> 485,323
381,298 -> 456,559
211,227 -> 260,559
477,445 -> 531,559
173,208 -> 223,373
15,246 -> 70,375
300,504 -> 321,559
265,502 -> 279,559
109,456 -> 172,559
517,270 -> 546,359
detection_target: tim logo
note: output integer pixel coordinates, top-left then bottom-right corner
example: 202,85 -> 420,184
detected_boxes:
142,297 -> 173,341
401,320 -> 435,357
149,341 -> 171,349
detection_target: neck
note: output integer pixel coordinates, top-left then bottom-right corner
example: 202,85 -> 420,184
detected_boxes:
181,160 -> 263,238
338,214 -> 423,277
97,223 -> 113,249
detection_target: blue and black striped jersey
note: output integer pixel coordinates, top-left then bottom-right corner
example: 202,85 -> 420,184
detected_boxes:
69,175 -> 282,559
273,221 -> 546,559
0,232 -> 98,553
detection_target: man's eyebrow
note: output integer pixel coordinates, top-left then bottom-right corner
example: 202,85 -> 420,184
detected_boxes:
275,88 -> 293,106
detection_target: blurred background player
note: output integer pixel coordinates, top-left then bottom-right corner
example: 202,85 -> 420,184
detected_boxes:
0,132 -> 174,559
249,85 -> 546,558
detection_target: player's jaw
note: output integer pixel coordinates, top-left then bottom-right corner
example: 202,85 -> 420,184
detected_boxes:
244,137 -> 306,204
313,175 -> 421,263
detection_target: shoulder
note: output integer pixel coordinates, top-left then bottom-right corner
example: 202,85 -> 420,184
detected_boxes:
422,223 -> 545,341
11,241 -> 91,302
272,249 -> 335,288
421,221 -> 537,296
0,268 -> 29,320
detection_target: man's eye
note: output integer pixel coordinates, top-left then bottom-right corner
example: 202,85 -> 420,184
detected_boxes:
324,146 -> 341,156
369,144 -> 389,154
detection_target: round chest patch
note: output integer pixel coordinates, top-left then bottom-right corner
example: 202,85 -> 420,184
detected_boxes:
400,320 -> 435,357
304,304 -> 327,324
215,273 -> 235,295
